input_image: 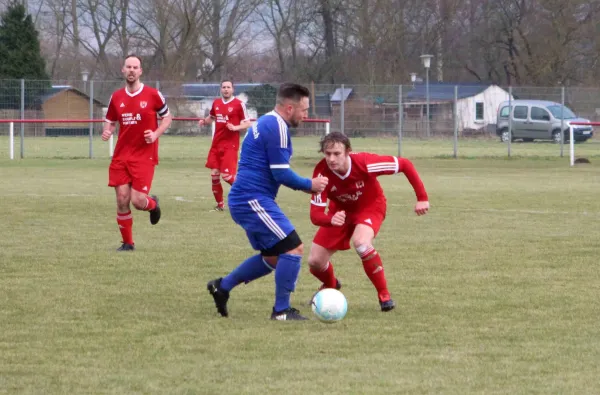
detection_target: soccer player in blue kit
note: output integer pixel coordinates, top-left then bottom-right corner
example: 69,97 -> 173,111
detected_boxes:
207,83 -> 329,320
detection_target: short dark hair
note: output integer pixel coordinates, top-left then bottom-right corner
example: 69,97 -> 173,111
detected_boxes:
124,54 -> 142,67
319,131 -> 352,153
221,79 -> 234,87
276,82 -> 310,104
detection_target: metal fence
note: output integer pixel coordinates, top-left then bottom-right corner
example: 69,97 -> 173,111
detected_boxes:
1,79 -> 599,160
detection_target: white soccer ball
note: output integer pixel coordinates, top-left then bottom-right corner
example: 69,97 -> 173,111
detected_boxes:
311,288 -> 348,323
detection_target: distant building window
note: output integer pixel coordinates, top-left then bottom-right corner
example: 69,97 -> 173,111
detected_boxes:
475,102 -> 484,121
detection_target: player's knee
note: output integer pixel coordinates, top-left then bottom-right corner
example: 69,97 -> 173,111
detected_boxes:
129,193 -> 147,210
354,243 -> 375,259
352,236 -> 371,250
287,243 -> 304,256
116,193 -> 130,209
131,198 -> 146,211
221,172 -> 233,184
210,169 -> 220,177
308,255 -> 327,270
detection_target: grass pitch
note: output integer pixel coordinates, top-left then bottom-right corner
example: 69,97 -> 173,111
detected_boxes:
1,136 -> 600,394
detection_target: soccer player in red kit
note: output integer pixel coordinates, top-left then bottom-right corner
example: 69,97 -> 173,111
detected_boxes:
198,80 -> 251,211
101,55 -> 172,251
308,132 -> 430,311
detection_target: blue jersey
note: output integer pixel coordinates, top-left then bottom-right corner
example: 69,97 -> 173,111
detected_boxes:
227,110 -> 312,251
229,111 -> 293,201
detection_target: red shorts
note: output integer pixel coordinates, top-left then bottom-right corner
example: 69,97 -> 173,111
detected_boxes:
108,159 -> 155,193
312,209 -> 386,251
205,146 -> 238,175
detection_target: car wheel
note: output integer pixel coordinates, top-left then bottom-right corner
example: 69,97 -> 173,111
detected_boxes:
552,130 -> 564,144
500,129 -> 511,142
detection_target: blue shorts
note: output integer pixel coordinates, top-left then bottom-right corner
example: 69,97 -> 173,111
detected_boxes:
228,197 -> 295,251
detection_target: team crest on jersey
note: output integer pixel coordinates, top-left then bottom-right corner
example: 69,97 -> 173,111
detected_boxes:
140,101 -> 147,108
228,107 -> 233,112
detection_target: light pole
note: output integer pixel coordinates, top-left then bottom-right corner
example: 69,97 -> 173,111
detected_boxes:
420,54 -> 433,137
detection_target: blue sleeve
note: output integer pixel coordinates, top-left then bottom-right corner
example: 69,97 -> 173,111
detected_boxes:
264,118 -> 312,191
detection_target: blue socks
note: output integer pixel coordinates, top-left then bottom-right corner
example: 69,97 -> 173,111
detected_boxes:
219,253 -> 303,313
274,254 -> 302,312
220,254 -> 274,292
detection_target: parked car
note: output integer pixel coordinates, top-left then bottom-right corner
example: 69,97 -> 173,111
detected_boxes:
496,100 -> 593,143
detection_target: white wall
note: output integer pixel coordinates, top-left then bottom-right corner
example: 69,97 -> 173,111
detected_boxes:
456,85 -> 512,131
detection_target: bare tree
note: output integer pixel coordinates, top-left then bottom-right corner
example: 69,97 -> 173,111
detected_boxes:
197,0 -> 260,81
256,0 -> 311,79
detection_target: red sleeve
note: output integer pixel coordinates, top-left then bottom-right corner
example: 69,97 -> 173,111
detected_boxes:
239,100 -> 250,122
154,89 -> 169,118
398,157 -> 428,201
209,100 -> 217,118
105,94 -> 118,123
310,162 -> 333,227
362,152 -> 399,176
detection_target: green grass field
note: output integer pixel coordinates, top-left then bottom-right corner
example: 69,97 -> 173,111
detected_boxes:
1,137 -> 600,394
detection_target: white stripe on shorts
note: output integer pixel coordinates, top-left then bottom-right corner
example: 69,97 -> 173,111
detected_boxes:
248,199 -> 287,240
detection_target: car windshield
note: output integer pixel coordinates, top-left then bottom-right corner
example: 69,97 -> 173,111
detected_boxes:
547,105 -> 577,119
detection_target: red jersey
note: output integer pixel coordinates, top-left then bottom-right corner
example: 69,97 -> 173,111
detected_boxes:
105,84 -> 169,164
209,97 -> 250,150
310,152 -> 428,226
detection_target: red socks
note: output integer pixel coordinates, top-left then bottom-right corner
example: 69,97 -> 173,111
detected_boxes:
359,246 -> 391,302
116,211 -> 134,245
309,261 -> 338,288
144,196 -> 156,211
211,175 -> 224,205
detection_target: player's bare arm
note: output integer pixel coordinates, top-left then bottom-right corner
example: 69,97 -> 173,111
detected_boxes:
414,201 -> 429,216
396,157 -> 430,216
331,210 -> 346,226
101,121 -> 116,141
227,119 -> 253,131
311,176 -> 328,193
198,115 -> 215,127
144,113 -> 173,144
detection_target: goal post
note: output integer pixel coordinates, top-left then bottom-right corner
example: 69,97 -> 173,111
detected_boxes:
567,121 -> 598,166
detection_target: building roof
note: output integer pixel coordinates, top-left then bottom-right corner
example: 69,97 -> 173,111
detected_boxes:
41,85 -> 106,106
330,87 -> 353,102
0,84 -> 106,110
181,83 -> 263,100
406,83 -> 492,102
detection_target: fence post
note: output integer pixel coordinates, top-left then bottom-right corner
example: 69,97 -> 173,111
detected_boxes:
453,85 -> 458,158
508,86 -> 512,158
340,84 -> 345,134
398,84 -> 403,157
9,121 -> 14,160
20,79 -> 24,159
156,80 -> 160,90
89,80 -> 94,159
560,86 -> 565,157
325,122 -> 330,135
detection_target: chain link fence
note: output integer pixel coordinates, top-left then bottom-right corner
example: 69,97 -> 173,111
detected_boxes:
0,79 -> 599,160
